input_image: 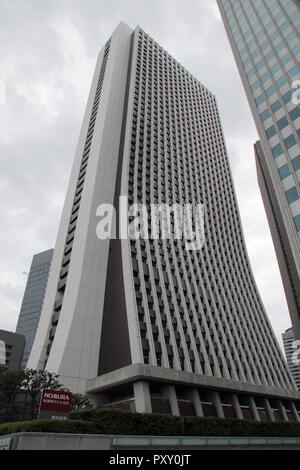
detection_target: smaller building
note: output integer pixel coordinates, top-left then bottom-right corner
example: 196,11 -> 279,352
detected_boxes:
0,330 -> 25,372
283,327 -> 300,392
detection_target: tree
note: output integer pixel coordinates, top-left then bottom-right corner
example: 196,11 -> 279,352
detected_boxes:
0,368 -> 93,423
71,393 -> 92,411
21,369 -> 64,419
0,370 -> 26,423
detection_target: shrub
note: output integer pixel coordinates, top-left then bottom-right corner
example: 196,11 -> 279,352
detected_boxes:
70,407 -> 182,436
0,419 -> 97,436
183,416 -> 300,437
2,408 -> 300,438
70,407 -> 300,437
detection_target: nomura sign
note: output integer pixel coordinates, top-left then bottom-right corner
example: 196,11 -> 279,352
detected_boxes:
38,389 -> 72,420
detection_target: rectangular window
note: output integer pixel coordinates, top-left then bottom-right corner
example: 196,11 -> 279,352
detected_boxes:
265,51 -> 275,62
287,65 -> 299,80
270,63 -> 280,74
248,39 -> 255,49
264,19 -> 273,29
292,155 -> 300,171
284,134 -> 297,150
286,186 -> 299,204
271,142 -> 284,158
282,90 -> 292,103
251,49 -> 260,59
251,81 -> 260,91
294,214 -> 300,232
257,30 -> 265,40
290,10 -> 300,22
271,100 -> 282,112
281,52 -> 292,65
240,47 -> 247,57
289,107 -> 300,121
255,94 -> 265,106
265,84 -> 275,97
260,109 -> 270,121
276,76 -> 287,88
277,116 -> 289,130
247,68 -> 255,81
278,163 -> 291,179
279,21 -> 289,33
275,43 -> 285,53
237,38 -> 245,49
286,31 -> 296,43
292,43 -> 300,56
256,59 -> 265,70
261,71 -> 270,82
266,125 -> 277,138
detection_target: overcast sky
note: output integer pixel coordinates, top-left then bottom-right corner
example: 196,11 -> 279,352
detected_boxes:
0,0 -> 292,351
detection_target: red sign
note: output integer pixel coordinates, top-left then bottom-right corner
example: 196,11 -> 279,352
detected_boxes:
40,389 -> 72,413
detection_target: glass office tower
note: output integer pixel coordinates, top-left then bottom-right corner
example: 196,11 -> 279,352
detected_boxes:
28,23 -> 300,420
16,249 -> 53,368
217,0 -> 300,339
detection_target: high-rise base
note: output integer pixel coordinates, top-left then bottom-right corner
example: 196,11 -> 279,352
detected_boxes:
87,364 -> 300,422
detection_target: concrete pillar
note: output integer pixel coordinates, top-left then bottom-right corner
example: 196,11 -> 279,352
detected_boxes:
290,402 -> 300,422
263,398 -> 275,422
133,381 -> 152,413
209,391 -> 225,418
186,388 -> 204,417
276,400 -> 288,422
162,385 -> 180,416
229,394 -> 243,420
247,396 -> 260,421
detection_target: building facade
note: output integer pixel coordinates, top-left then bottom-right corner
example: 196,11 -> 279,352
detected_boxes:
28,23 -> 300,421
15,249 -> 53,369
282,326 -> 300,390
0,330 -> 25,372
217,0 -> 300,339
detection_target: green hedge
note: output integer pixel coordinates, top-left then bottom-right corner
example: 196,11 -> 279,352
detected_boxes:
184,416 -> 300,437
70,407 -> 300,437
70,408 -> 182,436
0,419 -> 97,436
1,408 -> 300,437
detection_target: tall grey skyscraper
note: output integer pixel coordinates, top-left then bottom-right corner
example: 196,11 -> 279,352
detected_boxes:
282,326 -> 300,391
217,0 -> 300,339
28,23 -> 300,421
16,249 -> 53,369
